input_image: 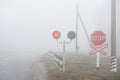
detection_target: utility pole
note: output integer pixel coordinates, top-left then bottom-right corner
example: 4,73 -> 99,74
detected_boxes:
75,2 -> 79,55
111,0 -> 117,72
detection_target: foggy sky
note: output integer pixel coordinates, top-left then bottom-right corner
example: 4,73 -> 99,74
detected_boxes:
0,0 -> 120,56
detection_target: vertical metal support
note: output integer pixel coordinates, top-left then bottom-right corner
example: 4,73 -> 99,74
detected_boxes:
56,39 -> 72,72
63,40 -> 65,72
63,40 -> 66,53
111,0 -> 117,72
75,3 -> 79,55
96,53 -> 100,70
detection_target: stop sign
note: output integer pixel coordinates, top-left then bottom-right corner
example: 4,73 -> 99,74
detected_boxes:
53,31 -> 61,39
91,31 -> 106,45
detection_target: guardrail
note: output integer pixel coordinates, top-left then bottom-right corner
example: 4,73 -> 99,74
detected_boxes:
48,51 -> 64,72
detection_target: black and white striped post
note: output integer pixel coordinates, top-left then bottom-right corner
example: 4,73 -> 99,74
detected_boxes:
111,56 -> 117,72
48,51 -> 63,71
111,0 -> 117,72
54,54 -> 63,71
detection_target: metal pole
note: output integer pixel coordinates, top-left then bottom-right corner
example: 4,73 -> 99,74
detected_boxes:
111,0 -> 117,72
75,3 -> 79,55
96,53 -> 100,70
63,40 -> 66,53
63,40 -> 65,72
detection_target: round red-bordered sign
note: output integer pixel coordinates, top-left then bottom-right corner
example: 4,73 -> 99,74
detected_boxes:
53,31 -> 61,39
91,31 -> 106,45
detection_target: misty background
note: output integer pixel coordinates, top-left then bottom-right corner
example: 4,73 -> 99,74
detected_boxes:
0,0 -> 120,56
0,0 -> 120,80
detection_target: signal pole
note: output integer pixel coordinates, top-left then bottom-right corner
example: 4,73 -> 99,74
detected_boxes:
111,0 -> 117,72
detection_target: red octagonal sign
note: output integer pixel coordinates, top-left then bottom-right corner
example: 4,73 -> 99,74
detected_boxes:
91,31 -> 106,46
53,31 -> 61,39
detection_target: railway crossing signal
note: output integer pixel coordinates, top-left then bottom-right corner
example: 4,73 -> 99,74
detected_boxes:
90,31 -> 108,55
67,31 -> 76,40
90,31 -> 108,70
52,30 -> 76,72
53,31 -> 61,39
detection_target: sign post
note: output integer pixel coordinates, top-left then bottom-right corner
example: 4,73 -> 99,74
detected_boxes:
96,53 -> 100,70
90,31 -> 108,70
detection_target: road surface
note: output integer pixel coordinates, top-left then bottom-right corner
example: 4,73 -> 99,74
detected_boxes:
0,52 -> 47,80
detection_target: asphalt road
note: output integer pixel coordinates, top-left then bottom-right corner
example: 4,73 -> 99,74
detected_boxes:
0,52 -> 47,80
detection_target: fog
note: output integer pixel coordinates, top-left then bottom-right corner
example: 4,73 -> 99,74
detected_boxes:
0,0 -> 120,80
0,0 -> 120,56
